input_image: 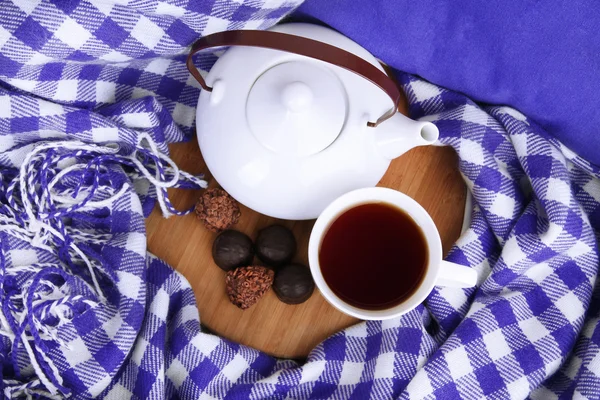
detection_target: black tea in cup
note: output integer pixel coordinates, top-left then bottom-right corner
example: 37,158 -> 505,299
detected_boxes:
319,202 -> 428,310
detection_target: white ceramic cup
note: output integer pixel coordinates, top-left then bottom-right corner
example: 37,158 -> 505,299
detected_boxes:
308,187 -> 477,320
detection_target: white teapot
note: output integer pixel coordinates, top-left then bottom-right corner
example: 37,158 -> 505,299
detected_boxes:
187,23 -> 439,220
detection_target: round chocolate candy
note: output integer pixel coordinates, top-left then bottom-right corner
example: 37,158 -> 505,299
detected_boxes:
212,230 -> 254,271
273,263 -> 315,305
195,188 -> 240,232
226,265 -> 274,310
255,225 -> 296,267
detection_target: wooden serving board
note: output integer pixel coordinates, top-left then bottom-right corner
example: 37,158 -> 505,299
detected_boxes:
146,100 -> 466,359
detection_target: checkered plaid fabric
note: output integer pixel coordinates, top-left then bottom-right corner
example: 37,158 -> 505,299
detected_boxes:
1,1 -> 599,399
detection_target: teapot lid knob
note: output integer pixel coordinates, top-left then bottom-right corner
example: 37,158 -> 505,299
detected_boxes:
280,81 -> 313,113
246,61 -> 347,157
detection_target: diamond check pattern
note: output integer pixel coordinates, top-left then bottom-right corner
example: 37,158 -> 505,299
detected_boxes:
1,1 -> 600,399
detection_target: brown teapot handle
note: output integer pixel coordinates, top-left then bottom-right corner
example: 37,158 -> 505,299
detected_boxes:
186,30 -> 400,128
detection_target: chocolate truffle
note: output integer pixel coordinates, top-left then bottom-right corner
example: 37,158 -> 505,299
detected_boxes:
212,230 -> 254,271
255,225 -> 296,267
195,188 -> 240,232
273,263 -> 315,305
225,266 -> 274,310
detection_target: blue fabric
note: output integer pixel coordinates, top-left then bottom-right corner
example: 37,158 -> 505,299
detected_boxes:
295,0 -> 600,167
1,1 -> 600,399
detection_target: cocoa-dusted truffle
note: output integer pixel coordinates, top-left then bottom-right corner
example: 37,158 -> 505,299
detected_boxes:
212,230 -> 254,271
273,263 -> 314,305
225,266 -> 274,310
195,188 -> 240,232
255,225 -> 296,267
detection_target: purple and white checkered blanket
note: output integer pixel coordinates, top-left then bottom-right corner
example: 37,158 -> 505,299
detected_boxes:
1,1 -> 599,399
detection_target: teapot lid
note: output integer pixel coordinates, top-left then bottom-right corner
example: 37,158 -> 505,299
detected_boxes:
246,61 -> 346,156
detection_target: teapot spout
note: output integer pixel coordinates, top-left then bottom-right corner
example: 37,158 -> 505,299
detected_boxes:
373,113 -> 439,160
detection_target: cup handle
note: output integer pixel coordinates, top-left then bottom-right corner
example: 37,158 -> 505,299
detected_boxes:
436,261 -> 478,288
